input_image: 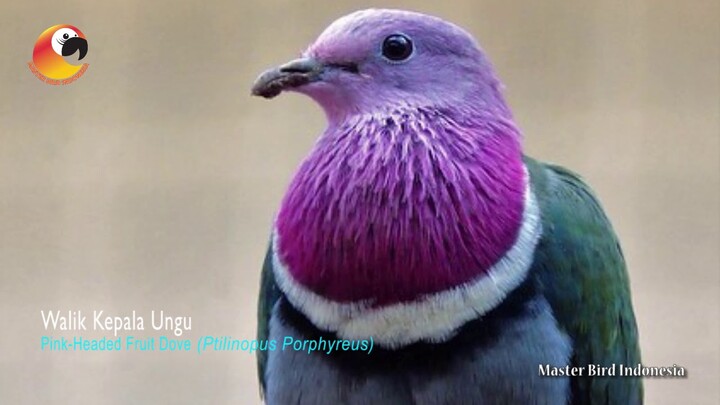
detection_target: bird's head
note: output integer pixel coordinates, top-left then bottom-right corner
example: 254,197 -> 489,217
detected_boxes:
252,9 -> 510,119
50,26 -> 88,61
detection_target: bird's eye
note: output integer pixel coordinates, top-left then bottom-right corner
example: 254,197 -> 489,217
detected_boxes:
62,33 -> 69,39
382,34 -> 413,61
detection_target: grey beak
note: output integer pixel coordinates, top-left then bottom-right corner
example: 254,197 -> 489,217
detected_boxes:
251,57 -> 324,99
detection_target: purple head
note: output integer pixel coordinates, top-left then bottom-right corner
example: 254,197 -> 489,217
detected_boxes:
253,9 -> 511,120
253,9 -> 527,306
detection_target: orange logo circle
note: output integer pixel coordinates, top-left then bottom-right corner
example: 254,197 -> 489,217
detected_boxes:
28,24 -> 89,85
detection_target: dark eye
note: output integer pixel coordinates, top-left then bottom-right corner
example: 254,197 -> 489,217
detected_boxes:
382,34 -> 413,61
62,33 -> 69,39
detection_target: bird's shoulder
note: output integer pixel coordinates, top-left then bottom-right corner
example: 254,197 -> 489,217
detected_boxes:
524,156 -> 643,404
256,242 -> 281,398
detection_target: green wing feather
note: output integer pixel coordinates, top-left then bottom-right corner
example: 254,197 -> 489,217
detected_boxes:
256,241 -> 281,397
526,157 -> 643,404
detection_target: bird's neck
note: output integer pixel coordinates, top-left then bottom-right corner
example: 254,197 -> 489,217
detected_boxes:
275,107 -> 528,306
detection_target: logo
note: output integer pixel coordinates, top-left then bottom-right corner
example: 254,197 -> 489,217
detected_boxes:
28,24 -> 89,85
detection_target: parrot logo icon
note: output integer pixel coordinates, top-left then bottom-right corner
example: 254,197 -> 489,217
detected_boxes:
28,24 -> 89,85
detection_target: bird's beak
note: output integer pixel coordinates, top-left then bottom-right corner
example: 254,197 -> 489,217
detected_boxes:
251,57 -> 324,99
61,37 -> 88,61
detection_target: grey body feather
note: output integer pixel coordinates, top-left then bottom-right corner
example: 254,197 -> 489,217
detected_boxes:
265,295 -> 571,405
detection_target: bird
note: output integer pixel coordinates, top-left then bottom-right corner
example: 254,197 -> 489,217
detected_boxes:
251,9 -> 642,405
31,24 -> 88,80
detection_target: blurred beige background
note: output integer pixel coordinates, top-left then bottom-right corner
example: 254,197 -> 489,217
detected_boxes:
0,0 -> 717,404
